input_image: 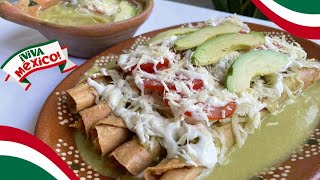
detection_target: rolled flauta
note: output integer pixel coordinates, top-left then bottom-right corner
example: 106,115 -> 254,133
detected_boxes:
297,68 -> 320,89
66,77 -> 109,114
79,101 -> 112,136
144,158 -> 205,180
66,82 -> 99,114
110,137 -> 163,176
90,115 -> 131,156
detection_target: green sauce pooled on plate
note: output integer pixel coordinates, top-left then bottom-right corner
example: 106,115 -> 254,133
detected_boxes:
208,83 -> 320,180
37,0 -> 142,26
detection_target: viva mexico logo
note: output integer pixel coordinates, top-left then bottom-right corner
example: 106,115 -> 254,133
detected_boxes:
252,0 -> 320,39
1,40 -> 77,90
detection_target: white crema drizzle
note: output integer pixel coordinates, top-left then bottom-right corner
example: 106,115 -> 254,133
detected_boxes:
87,37 -> 226,169
86,17 -> 320,172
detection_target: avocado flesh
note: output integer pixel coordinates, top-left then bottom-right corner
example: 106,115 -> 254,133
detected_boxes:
114,1 -> 138,22
226,50 -> 290,92
192,32 -> 266,66
148,28 -> 199,44
174,24 -> 243,50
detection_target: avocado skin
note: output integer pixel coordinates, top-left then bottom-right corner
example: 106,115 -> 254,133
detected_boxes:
174,23 -> 243,50
148,28 -> 199,44
192,32 -> 266,66
226,50 -> 290,92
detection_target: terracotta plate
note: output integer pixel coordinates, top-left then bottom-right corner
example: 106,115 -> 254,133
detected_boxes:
35,23 -> 320,180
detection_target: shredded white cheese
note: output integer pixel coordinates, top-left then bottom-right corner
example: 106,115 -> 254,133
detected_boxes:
85,16 -> 320,175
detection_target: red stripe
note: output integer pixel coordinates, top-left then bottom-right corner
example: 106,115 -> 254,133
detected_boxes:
61,46 -> 67,50
25,84 -> 31,91
19,60 -> 67,82
252,0 -> 320,39
62,65 -> 78,74
5,75 -> 10,81
0,126 -> 78,180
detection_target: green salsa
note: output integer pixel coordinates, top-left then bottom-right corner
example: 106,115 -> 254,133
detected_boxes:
75,83 -> 320,179
74,131 -> 124,177
209,83 -> 320,180
38,0 -> 142,26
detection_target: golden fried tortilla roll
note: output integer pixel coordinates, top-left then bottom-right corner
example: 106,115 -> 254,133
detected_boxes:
160,167 -> 205,180
297,68 -> 320,89
110,137 -> 162,176
90,115 -> 131,156
66,77 -> 109,114
144,158 -> 205,180
79,101 -> 112,136
266,68 -> 320,112
66,83 -> 99,114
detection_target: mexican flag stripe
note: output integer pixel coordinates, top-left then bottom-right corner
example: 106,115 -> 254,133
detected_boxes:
252,0 -> 320,39
0,156 -> 55,179
0,126 -> 78,179
273,0 -> 320,14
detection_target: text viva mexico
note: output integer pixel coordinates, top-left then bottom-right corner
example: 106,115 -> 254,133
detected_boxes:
1,40 -> 77,90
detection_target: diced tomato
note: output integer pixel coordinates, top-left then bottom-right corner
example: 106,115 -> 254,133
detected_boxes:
207,102 -> 237,120
143,79 -> 175,92
131,59 -> 169,73
191,79 -> 203,90
143,79 -> 163,91
184,111 -> 192,117
156,58 -> 170,70
185,102 -> 237,121
143,78 -> 203,92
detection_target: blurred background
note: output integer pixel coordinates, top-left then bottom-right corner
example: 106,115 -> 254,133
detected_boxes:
166,0 -> 267,20
166,0 -> 214,8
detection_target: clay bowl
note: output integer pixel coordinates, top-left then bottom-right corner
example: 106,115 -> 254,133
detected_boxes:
0,0 -> 154,58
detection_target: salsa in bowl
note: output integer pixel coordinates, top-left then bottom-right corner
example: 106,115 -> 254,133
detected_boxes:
0,0 -> 153,58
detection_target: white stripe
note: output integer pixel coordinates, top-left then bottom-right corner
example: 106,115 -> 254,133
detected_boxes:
260,0 -> 320,27
0,141 -> 70,180
6,75 -> 30,89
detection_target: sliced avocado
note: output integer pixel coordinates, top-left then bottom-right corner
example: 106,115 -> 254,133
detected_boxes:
114,1 -> 138,22
226,50 -> 289,92
148,28 -> 199,44
174,24 -> 243,50
192,32 -> 265,66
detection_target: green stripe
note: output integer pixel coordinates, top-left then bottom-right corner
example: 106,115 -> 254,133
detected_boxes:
22,78 -> 30,84
274,0 -> 320,14
28,0 -> 38,7
0,156 -> 56,180
1,40 -> 57,69
59,63 -> 66,72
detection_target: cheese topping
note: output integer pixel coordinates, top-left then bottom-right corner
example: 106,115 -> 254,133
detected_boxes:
86,17 -> 320,175
68,0 -> 120,16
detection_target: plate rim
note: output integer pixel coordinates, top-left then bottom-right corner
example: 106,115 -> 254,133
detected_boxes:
34,22 -> 320,180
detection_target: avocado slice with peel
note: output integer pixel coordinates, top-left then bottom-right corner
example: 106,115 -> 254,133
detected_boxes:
192,32 -> 266,66
174,23 -> 244,50
148,28 -> 199,44
226,50 -> 290,92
